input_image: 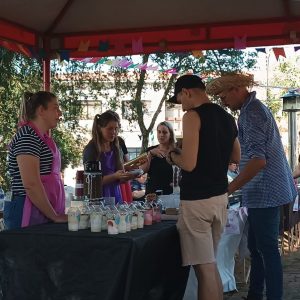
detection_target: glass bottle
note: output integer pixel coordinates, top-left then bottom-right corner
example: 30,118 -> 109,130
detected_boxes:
90,205 -> 103,233
67,206 -> 80,231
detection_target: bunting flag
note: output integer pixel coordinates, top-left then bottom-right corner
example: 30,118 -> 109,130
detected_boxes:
28,46 -> 38,58
55,51 -> 61,61
146,65 -> 159,71
78,40 -> 90,52
111,58 -> 122,67
295,46 -> 300,52
290,31 -> 298,42
273,47 -> 286,60
70,44 -> 300,74
105,59 -> 113,65
164,68 -> 177,74
219,50 -> 229,55
59,50 -> 70,62
55,51 -> 66,66
192,50 -> 203,58
234,35 -> 247,50
89,57 -> 102,63
78,57 -> 94,63
75,57 -> 100,63
127,63 -> 141,69
99,40 -> 109,52
118,59 -> 133,68
159,40 -> 168,50
113,58 -> 131,67
138,63 -> 149,70
255,48 -> 267,54
114,39 -> 125,51
97,57 -> 108,64
132,38 -> 143,54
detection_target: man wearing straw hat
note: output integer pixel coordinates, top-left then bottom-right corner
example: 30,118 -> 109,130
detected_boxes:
167,74 -> 240,300
207,73 -> 297,300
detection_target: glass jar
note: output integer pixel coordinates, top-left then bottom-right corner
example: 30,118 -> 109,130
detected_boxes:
153,202 -> 161,223
90,205 -> 103,233
129,203 -> 138,230
135,202 -> 145,229
106,209 -> 120,235
100,204 -> 108,230
144,202 -> 153,225
79,201 -> 90,230
67,206 -> 80,231
118,205 -> 127,233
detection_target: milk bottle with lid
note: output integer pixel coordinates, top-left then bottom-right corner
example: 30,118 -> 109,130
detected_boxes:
67,206 -> 80,231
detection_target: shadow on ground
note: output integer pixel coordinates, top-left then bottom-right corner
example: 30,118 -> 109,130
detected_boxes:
223,246 -> 300,300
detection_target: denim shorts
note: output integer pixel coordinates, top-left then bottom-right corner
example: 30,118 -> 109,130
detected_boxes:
3,194 -> 25,230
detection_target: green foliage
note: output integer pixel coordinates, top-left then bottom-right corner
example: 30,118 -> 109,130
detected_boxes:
271,56 -> 300,91
51,127 -> 84,170
0,48 -> 42,190
204,49 -> 257,75
268,56 -> 300,117
88,50 -> 257,151
0,48 -> 87,190
0,47 -> 258,191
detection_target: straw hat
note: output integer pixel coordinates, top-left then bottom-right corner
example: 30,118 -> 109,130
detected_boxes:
206,73 -> 256,95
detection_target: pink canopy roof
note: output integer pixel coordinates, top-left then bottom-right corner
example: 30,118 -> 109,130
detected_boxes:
0,0 -> 299,58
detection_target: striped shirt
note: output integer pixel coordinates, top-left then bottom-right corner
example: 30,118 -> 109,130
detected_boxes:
238,92 -> 297,208
9,125 -> 53,196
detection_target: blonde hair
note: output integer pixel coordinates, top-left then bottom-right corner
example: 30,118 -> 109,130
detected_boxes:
19,91 -> 57,124
157,121 -> 176,147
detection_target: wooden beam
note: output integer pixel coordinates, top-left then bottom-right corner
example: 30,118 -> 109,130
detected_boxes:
46,0 -> 75,34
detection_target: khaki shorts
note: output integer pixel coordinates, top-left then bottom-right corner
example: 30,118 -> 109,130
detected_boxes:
177,193 -> 228,266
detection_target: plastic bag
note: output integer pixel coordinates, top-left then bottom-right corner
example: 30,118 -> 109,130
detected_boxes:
224,209 -> 240,235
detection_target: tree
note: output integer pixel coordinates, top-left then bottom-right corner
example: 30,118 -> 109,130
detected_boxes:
0,48 -> 88,190
0,48 -> 258,191
88,50 -> 257,151
267,56 -> 300,117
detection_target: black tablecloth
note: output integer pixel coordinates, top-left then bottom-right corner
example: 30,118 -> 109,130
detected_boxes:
0,221 -> 189,300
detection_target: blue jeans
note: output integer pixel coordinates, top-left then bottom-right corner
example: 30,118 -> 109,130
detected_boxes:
3,195 -> 25,230
247,206 -> 282,300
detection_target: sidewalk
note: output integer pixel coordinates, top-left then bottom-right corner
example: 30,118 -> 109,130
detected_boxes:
224,247 -> 300,300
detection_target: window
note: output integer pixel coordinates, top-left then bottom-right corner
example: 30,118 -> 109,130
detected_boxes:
128,148 -> 142,161
82,100 -> 102,120
122,100 -> 152,119
122,101 -> 131,119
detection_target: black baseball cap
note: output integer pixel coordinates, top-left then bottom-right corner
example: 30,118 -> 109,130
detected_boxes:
168,74 -> 206,104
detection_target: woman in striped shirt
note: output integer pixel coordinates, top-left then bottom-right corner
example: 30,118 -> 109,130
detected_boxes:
4,91 -> 67,229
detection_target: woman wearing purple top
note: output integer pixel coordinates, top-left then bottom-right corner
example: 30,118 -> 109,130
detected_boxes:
83,111 -> 134,203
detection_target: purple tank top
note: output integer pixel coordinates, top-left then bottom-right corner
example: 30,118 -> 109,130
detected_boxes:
100,150 -> 122,204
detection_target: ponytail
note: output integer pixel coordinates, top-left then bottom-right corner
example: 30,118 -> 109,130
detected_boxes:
19,91 -> 56,124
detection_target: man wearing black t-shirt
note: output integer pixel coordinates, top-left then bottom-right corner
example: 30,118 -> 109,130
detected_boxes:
167,75 -> 240,300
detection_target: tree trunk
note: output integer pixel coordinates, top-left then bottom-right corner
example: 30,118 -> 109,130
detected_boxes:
141,134 -> 149,153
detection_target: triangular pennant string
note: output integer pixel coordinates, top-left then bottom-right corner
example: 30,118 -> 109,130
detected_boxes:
234,35 -> 247,50
132,38 -> 143,54
294,46 -> 300,52
78,40 -> 90,52
192,50 -> 203,58
273,47 -> 286,60
255,48 -> 266,54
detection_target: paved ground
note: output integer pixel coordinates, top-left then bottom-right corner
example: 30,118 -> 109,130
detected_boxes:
224,245 -> 300,300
